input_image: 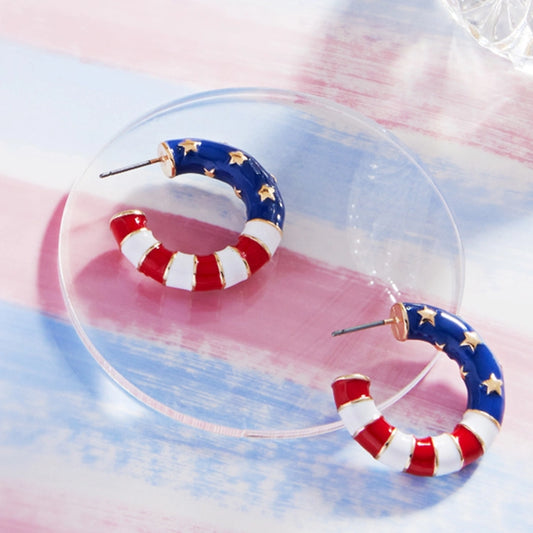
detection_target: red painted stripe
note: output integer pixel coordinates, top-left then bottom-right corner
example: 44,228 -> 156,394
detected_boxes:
332,376 -> 371,409
194,254 -> 224,291
109,211 -> 147,245
452,424 -> 484,467
234,235 -> 270,274
355,416 -> 395,458
405,437 -> 436,477
138,243 -> 174,284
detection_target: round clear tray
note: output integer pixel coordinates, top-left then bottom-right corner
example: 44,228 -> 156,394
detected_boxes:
59,88 -> 464,438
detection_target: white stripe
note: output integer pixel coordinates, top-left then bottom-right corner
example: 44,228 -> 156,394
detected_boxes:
377,429 -> 414,472
432,433 -> 464,476
338,399 -> 381,437
120,229 -> 158,268
216,246 -> 249,288
242,219 -> 282,256
165,253 -> 195,291
459,410 -> 500,451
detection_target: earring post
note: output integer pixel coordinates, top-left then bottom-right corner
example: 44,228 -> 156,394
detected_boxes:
99,156 -> 165,179
331,317 -> 395,337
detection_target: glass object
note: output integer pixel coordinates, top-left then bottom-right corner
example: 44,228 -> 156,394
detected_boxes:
58,88 -> 464,438
444,0 -> 533,71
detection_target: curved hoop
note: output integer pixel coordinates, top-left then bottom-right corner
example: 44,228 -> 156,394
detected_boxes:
332,303 -> 505,476
108,139 -> 285,291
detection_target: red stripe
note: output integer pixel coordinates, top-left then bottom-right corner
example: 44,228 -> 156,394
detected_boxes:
405,437 -> 436,477
234,235 -> 270,274
452,424 -> 484,467
110,212 -> 147,245
138,244 -> 174,284
332,376 -> 371,409
194,254 -> 224,291
355,416 -> 395,457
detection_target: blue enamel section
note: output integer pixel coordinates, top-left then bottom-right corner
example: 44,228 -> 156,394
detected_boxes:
165,138 -> 285,229
402,303 -> 505,425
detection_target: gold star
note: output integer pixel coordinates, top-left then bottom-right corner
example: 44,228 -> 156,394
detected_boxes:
258,184 -> 276,202
460,330 -> 482,352
482,373 -> 503,396
233,186 -> 242,199
460,365 -> 468,380
228,150 -> 248,165
204,168 -> 215,178
435,343 -> 446,351
418,306 -> 437,326
179,139 -> 201,155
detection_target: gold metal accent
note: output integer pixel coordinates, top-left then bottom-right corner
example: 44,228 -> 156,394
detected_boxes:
119,227 -> 150,249
464,409 -> 501,431
375,427 -> 398,461
390,303 -> 408,341
228,150 -> 248,165
403,435 -> 417,473
457,423 -> 486,453
258,184 -> 276,202
137,241 -> 161,269
332,373 -> 370,384
241,233 -> 272,257
158,142 -> 176,178
178,139 -> 201,155
162,251 -> 178,285
109,209 -> 145,223
449,433 -> 465,469
482,373 -> 503,396
213,252 -> 226,289
203,167 -> 216,178
246,218 -> 283,235
435,343 -> 446,351
191,255 -> 199,290
460,330 -> 482,351
336,396 -> 373,414
233,186 -> 242,199
417,305 -> 437,327
460,365 -> 469,380
230,245 -> 251,277
431,436 -> 439,475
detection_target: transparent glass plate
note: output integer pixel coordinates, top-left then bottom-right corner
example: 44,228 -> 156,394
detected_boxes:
58,88 -> 464,438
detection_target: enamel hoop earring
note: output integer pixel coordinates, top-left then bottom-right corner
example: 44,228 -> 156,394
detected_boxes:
100,139 -> 285,291
331,302 -> 504,476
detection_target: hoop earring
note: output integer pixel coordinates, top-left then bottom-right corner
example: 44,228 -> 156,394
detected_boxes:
100,139 -> 285,291
331,302 -> 504,476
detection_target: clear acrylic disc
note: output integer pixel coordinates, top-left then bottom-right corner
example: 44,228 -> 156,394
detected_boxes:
58,88 -> 464,437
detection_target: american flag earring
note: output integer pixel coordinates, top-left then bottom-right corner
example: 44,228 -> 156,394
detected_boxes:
331,303 -> 504,476
100,139 -> 285,291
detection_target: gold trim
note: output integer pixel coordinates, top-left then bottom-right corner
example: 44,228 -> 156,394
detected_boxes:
137,241 -> 161,269
352,411 -> 381,439
464,409 -> 501,431
458,422 -> 486,452
403,434 -> 417,472
241,233 -> 272,258
246,218 -> 283,235
336,395 -> 373,413
230,245 -> 251,277
213,252 -> 226,289
110,209 -> 145,223
158,142 -> 176,178
431,436 -> 439,476
448,432 -> 465,469
162,251 -> 178,285
332,373 -> 370,384
192,255 -> 199,290
119,227 -> 149,249
375,427 -> 397,461
390,302 -> 408,341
